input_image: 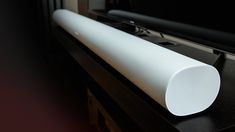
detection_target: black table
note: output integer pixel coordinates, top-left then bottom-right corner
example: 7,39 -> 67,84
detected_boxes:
52,16 -> 235,131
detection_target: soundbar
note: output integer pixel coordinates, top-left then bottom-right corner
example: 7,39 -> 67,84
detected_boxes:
53,9 -> 220,116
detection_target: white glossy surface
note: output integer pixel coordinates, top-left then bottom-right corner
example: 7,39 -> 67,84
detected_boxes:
53,9 -> 220,116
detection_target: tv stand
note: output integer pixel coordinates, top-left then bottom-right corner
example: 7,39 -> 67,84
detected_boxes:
52,10 -> 235,132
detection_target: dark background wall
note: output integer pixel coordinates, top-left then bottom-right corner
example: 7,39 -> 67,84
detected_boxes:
0,0 -> 46,68
0,1 -> 92,132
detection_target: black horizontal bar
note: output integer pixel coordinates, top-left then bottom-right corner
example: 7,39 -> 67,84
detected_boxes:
108,10 -> 235,54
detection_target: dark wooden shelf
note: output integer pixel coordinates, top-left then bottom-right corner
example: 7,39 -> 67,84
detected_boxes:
52,16 -> 235,131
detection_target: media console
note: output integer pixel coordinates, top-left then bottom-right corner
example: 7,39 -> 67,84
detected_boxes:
52,10 -> 235,132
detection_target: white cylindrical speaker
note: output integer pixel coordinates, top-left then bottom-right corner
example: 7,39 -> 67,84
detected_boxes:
53,9 -> 220,116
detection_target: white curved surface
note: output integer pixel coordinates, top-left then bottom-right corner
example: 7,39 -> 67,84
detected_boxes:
53,9 -> 221,116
